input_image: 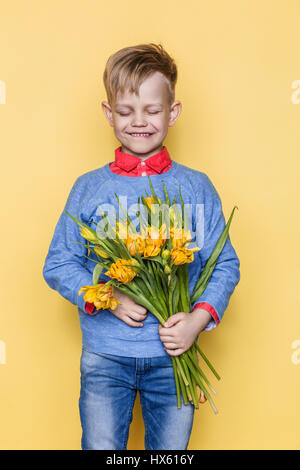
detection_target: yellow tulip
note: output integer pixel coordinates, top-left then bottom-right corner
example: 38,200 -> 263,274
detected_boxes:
147,223 -> 168,242
116,220 -> 129,239
144,244 -> 161,257
125,234 -> 146,256
78,283 -> 121,311
105,259 -> 138,283
143,225 -> 166,257
171,246 -> 200,265
170,226 -> 193,250
145,196 -> 162,210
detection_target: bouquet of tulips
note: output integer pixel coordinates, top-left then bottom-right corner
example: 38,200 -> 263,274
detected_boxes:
65,176 -> 237,414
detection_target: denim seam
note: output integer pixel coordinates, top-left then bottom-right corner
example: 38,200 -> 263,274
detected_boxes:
140,388 -> 167,451
79,350 -> 85,450
139,392 -> 150,450
122,390 -> 136,450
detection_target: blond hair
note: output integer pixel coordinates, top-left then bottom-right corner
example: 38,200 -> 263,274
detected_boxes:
103,43 -> 177,107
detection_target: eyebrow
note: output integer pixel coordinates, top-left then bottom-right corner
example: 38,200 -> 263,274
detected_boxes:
115,103 -> 163,108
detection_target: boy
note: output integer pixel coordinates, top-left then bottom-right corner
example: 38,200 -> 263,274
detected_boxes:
43,43 -> 240,450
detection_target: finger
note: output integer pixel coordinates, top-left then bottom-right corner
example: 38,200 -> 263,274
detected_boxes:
137,310 -> 148,317
129,311 -> 147,321
164,313 -> 185,327
164,348 -> 185,356
159,334 -> 175,342
123,315 -> 144,327
162,342 -> 178,349
159,327 -> 176,336
132,304 -> 147,315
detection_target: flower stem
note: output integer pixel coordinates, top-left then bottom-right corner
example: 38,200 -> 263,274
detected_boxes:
171,357 -> 181,409
176,365 -> 189,406
194,342 -> 221,380
175,356 -> 189,386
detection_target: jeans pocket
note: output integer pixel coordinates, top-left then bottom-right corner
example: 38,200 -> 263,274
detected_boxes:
80,347 -> 105,374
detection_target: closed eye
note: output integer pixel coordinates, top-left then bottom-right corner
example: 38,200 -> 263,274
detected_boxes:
117,111 -> 161,116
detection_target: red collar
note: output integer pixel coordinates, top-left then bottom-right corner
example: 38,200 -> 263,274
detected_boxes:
109,146 -> 172,176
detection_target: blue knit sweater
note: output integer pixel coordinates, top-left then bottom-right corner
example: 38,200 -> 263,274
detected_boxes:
42,160 -> 240,357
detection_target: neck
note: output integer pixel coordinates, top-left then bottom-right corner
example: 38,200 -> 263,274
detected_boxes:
120,144 -> 164,160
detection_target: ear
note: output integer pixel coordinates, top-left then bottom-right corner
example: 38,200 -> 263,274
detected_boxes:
101,101 -> 114,127
168,101 -> 182,127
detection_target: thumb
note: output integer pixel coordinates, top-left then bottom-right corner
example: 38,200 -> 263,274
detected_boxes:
164,312 -> 184,328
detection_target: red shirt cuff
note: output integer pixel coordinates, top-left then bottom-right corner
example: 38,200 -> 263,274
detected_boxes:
192,302 -> 220,325
84,281 -> 106,315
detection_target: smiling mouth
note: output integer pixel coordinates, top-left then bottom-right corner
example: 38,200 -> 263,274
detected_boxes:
127,132 -> 154,138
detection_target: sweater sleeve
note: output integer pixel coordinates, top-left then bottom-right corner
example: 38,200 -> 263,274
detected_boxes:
42,176 -> 107,313
191,174 -> 240,331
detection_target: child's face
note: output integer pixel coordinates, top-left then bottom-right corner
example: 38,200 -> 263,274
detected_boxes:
102,71 -> 182,159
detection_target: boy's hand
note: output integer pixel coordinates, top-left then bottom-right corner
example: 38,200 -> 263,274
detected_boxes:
108,287 -> 148,327
158,309 -> 212,356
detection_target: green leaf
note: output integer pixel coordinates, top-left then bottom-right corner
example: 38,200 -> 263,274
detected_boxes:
178,184 -> 187,227
177,264 -> 191,313
93,263 -> 104,285
147,175 -> 161,206
191,206 -> 238,303
162,180 -> 171,206
114,193 -> 134,228
141,195 -> 152,221
137,197 -> 149,232
172,278 -> 180,314
65,211 -> 98,238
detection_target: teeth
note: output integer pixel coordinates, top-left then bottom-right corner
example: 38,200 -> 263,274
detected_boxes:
130,133 -> 151,136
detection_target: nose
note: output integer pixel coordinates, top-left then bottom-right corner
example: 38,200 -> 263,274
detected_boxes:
131,112 -> 147,127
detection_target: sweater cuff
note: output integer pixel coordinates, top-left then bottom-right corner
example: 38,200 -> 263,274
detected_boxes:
192,302 -> 220,330
84,281 -> 106,315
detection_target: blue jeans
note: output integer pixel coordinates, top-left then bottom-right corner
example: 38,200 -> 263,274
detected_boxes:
79,347 -> 195,450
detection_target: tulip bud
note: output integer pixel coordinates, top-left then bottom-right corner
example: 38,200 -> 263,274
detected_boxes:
164,265 -> 171,274
81,227 -> 98,243
94,247 -> 109,259
130,259 -> 140,267
169,207 -> 176,225
161,249 -> 171,260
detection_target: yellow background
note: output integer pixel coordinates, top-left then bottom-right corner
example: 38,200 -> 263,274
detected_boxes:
1,0 -> 300,450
